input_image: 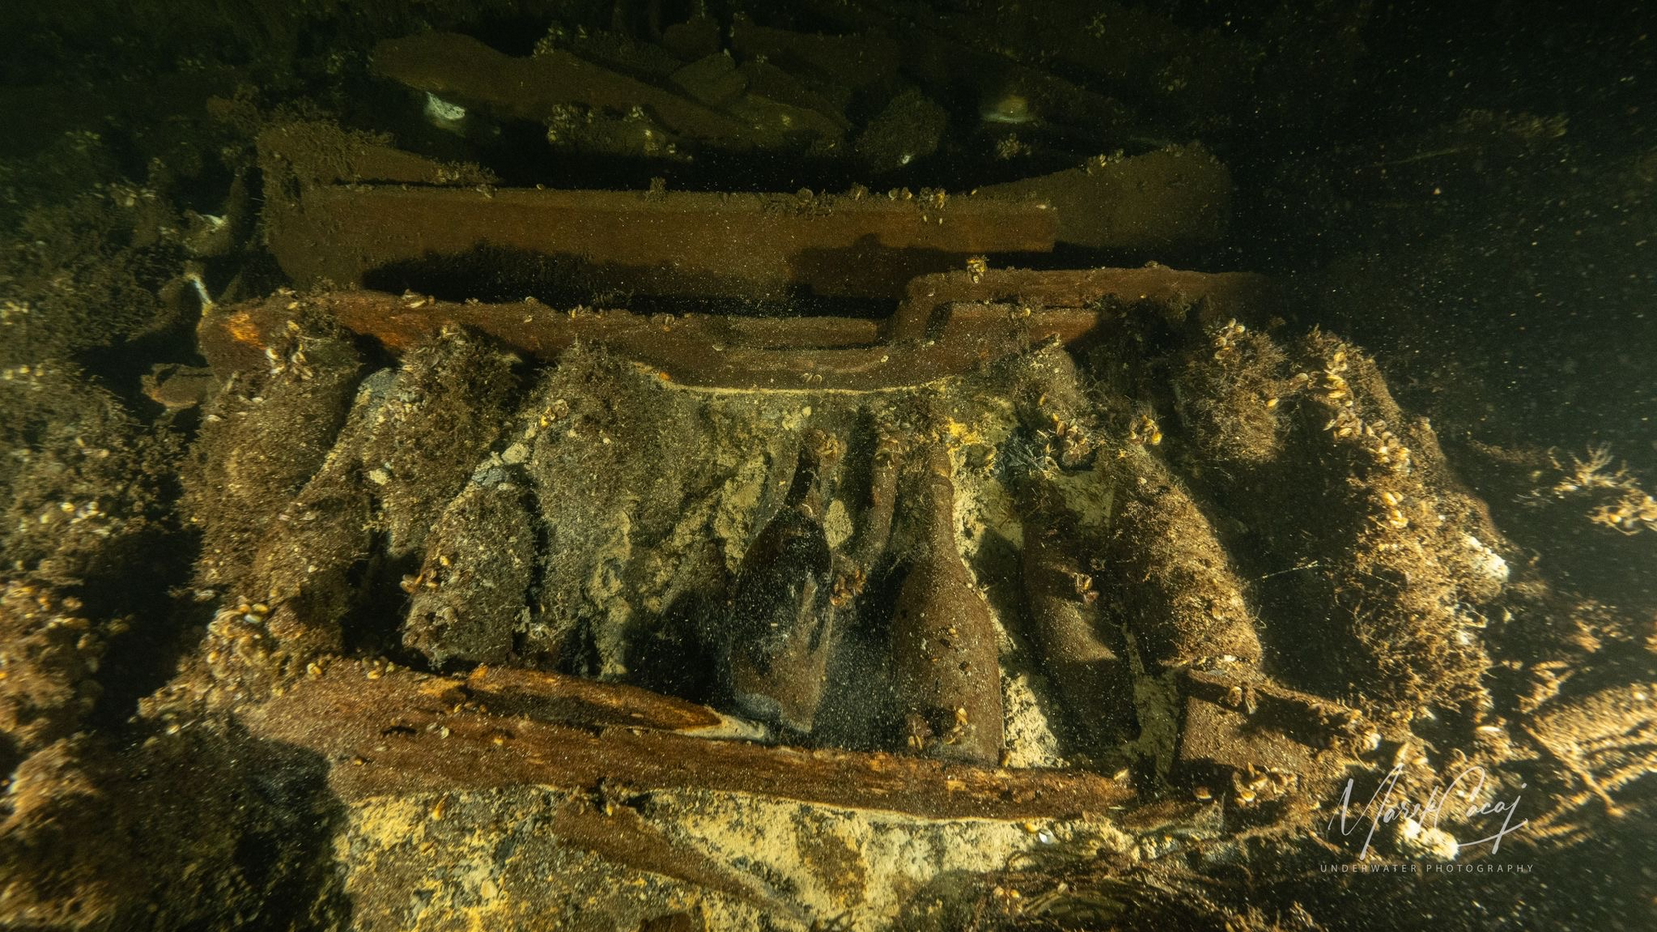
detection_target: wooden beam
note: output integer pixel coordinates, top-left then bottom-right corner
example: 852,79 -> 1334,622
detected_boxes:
199,267 -> 1274,389
240,665 -> 1135,820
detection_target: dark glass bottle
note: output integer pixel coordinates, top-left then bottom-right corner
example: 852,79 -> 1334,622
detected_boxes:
721,436 -> 837,734
891,445 -> 1004,764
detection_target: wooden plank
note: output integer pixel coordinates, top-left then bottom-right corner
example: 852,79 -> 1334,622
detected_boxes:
465,665 -> 748,735
892,266 -> 1275,340
240,666 -> 1136,820
199,292 -> 1069,391
201,266 -> 1274,389
266,182 -> 1056,299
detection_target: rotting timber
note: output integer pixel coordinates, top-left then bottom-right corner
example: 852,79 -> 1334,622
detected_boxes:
245,662 -> 1135,821
199,266 -> 1271,390
257,120 -> 1060,301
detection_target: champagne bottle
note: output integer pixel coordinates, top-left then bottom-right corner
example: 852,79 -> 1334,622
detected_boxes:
721,433 -> 838,734
891,445 -> 1004,764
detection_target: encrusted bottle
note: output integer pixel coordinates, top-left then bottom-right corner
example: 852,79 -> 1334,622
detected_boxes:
1020,506 -> 1138,753
720,432 -> 839,734
891,445 -> 1004,764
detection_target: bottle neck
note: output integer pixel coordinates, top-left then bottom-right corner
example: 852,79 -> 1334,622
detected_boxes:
921,446 -> 956,542
786,445 -> 824,519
